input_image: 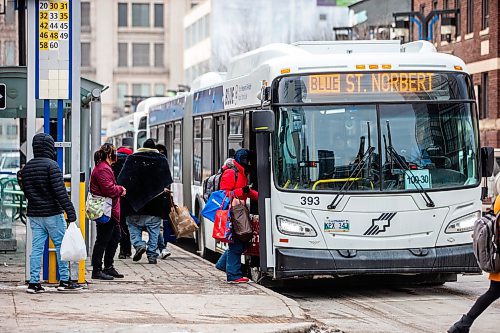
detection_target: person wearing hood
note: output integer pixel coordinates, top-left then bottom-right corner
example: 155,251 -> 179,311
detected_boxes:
215,149 -> 258,284
21,133 -> 82,293
112,146 -> 133,259
118,139 -> 172,264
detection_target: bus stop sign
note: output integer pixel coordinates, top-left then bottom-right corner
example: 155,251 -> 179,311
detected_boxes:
0,83 -> 6,110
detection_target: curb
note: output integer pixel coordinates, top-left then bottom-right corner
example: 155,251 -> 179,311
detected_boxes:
170,244 -> 307,319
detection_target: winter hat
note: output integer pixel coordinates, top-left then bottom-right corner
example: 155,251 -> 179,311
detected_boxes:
234,149 -> 253,168
142,138 -> 156,149
117,147 -> 133,155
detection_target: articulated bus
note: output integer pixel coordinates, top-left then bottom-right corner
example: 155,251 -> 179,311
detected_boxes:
147,40 -> 494,283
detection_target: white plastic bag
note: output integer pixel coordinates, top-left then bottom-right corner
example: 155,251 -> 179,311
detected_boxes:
60,222 -> 87,261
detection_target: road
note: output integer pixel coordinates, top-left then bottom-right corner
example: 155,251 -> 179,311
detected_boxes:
272,274 -> 500,333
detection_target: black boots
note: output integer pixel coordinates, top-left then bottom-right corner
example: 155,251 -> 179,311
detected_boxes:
448,315 -> 473,333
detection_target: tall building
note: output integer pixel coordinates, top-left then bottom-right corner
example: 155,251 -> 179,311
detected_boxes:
183,0 -> 349,85
411,0 -> 498,147
81,0 -> 191,129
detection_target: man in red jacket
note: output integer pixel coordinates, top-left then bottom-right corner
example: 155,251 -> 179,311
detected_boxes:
216,149 -> 258,283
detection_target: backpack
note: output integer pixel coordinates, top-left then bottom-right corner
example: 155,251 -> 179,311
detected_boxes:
473,212 -> 500,273
202,159 -> 238,202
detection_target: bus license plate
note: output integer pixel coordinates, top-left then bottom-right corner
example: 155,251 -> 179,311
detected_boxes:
324,220 -> 350,233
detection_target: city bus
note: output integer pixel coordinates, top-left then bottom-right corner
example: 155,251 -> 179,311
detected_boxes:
149,40 -> 493,283
107,97 -> 170,151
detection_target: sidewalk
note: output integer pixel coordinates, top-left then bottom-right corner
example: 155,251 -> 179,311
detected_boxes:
0,223 -> 313,333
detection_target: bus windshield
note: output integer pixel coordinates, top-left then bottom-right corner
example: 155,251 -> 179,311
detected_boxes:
272,74 -> 479,192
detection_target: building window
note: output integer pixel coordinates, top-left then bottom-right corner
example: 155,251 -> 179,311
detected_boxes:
117,83 -> 128,108
455,0 -> 461,36
433,0 -> 438,9
5,1 -> 15,25
132,43 -> 149,66
4,41 -> 16,66
154,4 -> 164,27
154,43 -> 164,67
81,2 -> 91,29
118,3 -> 128,27
444,0 -> 450,9
132,84 -> 150,97
81,42 -> 90,67
154,84 -> 165,96
482,0 -> 489,29
319,13 -> 327,21
480,72 -> 488,119
132,3 -> 150,27
466,0 -> 473,33
118,43 -> 128,67
7,125 -> 18,136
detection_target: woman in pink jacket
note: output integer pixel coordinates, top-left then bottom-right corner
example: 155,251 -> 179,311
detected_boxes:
90,143 -> 126,280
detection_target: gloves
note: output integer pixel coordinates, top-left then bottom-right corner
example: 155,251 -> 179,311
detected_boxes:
242,186 -> 250,194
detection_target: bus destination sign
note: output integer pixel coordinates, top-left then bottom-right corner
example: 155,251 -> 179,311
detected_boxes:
308,72 -> 435,95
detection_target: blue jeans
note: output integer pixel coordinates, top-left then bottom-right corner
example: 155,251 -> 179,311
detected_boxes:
157,219 -> 169,251
127,215 -> 161,260
215,239 -> 247,281
29,214 -> 69,283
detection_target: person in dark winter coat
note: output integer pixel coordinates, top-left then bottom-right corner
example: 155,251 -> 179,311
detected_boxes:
118,138 -> 172,264
155,144 -> 172,260
22,133 -> 82,293
215,149 -> 258,284
112,146 -> 133,259
90,143 -> 127,280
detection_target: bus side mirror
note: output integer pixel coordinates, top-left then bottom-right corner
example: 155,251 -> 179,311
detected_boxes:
481,146 -> 494,177
252,110 -> 275,133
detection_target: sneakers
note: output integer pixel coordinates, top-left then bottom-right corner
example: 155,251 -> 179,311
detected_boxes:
228,277 -> 250,284
103,266 -> 124,278
160,249 -> 171,259
91,270 -> 114,280
133,246 -> 147,262
57,281 -> 83,291
148,257 -> 157,264
26,283 -> 45,294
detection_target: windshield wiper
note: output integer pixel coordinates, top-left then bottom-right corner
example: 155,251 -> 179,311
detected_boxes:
384,121 -> 435,208
327,145 -> 375,209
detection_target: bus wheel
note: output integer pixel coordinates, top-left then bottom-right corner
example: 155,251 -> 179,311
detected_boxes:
196,214 -> 206,258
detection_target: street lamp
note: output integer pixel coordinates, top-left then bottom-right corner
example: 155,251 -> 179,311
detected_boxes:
393,9 -> 459,42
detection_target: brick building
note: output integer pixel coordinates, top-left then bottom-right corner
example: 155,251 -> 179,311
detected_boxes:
411,0 -> 499,147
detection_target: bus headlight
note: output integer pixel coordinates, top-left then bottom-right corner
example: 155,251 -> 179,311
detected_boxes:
276,216 -> 317,237
445,211 -> 480,233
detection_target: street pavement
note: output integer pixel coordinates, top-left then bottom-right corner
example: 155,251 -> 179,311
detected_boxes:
274,274 -> 500,333
0,223 -> 314,333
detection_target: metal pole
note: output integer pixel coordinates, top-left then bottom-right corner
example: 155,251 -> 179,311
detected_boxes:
80,104 -> 90,252
89,96 -> 101,255
25,0 -> 37,282
18,0 -> 27,166
71,0 -> 82,224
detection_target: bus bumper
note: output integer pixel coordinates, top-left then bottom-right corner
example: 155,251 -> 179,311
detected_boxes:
275,244 -> 480,279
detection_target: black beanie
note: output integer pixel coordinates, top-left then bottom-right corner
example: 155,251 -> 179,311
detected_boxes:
143,138 -> 156,149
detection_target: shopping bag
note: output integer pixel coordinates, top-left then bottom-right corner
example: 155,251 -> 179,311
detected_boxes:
85,192 -> 112,223
212,208 -> 233,243
243,215 -> 260,257
168,194 -> 198,238
60,223 -> 87,262
231,199 -> 253,242
201,190 -> 230,222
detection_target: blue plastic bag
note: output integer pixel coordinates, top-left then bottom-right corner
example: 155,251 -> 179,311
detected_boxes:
163,218 -> 177,243
201,190 -> 230,222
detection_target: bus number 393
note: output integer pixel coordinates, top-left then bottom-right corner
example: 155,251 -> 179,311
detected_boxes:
300,196 -> 320,206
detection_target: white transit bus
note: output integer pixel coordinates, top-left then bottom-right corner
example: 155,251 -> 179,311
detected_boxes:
107,97 -> 170,151
146,40 -> 495,282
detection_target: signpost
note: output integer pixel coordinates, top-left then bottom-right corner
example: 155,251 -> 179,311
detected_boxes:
26,0 -> 81,283
0,83 -> 6,110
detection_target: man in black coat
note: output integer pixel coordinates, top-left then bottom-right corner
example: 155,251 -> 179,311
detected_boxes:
118,139 -> 172,264
22,133 -> 82,293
